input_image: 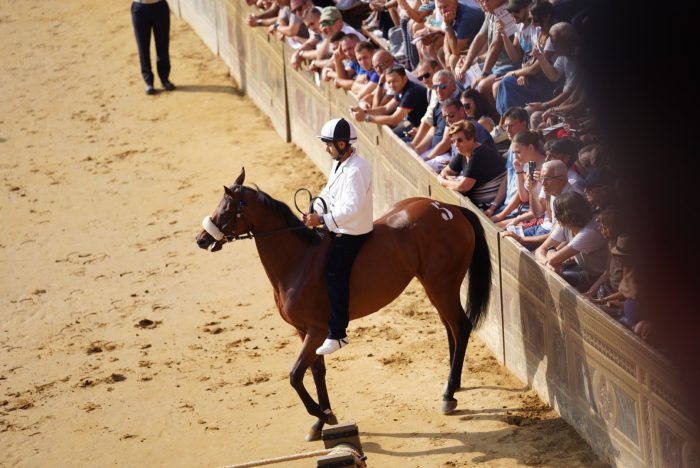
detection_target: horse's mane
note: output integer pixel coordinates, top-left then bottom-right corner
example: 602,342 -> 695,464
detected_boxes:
246,185 -> 322,246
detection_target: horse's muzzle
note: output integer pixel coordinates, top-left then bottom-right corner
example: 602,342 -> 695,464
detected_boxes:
196,231 -> 222,252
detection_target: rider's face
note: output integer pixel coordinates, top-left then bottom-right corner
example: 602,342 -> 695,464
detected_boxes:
324,141 -> 346,158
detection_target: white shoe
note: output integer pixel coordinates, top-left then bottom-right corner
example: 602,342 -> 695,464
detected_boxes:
316,338 -> 350,355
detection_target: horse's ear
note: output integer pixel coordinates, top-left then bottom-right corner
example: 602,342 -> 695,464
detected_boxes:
223,185 -> 236,197
234,167 -> 245,186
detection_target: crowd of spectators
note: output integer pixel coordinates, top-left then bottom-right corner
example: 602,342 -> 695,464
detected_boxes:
243,0 -> 645,343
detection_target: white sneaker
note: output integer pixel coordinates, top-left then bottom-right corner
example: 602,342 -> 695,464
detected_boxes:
316,338 -> 350,355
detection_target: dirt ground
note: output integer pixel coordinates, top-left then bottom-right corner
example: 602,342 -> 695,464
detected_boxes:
0,1 -> 606,466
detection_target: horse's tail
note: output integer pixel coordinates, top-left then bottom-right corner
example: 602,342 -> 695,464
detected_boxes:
460,207 -> 492,330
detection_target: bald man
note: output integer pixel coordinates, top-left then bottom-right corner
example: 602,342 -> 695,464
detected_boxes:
502,159 -> 582,249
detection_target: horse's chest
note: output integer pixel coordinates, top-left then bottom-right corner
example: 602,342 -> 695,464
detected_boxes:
275,285 -> 324,328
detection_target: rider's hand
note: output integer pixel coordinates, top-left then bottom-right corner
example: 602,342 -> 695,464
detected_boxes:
303,213 -> 322,227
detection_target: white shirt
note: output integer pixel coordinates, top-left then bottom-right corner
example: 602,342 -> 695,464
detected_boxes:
551,219 -> 608,275
315,150 -> 373,235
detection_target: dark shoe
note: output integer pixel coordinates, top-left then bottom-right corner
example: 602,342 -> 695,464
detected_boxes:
144,84 -> 156,95
162,80 -> 176,91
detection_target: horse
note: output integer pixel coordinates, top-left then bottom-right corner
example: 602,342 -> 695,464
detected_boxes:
195,168 -> 492,441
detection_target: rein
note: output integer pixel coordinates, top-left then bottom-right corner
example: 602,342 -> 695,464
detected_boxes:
202,188 -> 327,244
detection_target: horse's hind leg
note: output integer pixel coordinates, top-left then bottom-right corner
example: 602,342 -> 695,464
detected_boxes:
443,311 -> 472,413
290,329 -> 335,441
420,281 -> 473,414
306,355 -> 338,441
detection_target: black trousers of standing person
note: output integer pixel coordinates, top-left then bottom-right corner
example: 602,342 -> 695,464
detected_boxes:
131,0 -> 171,86
324,232 -> 370,340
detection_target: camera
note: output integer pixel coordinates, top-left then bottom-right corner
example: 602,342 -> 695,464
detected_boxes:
527,161 -> 536,179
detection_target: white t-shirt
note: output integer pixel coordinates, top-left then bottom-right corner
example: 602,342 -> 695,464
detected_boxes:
553,55 -> 577,91
540,182 -> 580,231
550,219 -> 608,275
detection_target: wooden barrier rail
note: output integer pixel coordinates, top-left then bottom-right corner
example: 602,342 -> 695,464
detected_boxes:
172,1 -> 700,466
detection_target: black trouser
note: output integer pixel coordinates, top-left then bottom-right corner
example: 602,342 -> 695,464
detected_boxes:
131,0 -> 171,86
325,232 -> 370,339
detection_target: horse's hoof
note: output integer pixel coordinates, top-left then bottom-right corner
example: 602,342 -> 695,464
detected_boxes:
441,399 -> 458,414
324,410 -> 338,425
305,428 -> 322,442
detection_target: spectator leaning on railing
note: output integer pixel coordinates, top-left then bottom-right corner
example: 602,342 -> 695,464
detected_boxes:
438,119 -> 506,208
268,0 -> 312,41
585,208 -> 623,302
349,41 -> 380,100
350,65 -> 428,138
501,159 -> 581,250
423,97 -> 495,173
534,191 -> 607,292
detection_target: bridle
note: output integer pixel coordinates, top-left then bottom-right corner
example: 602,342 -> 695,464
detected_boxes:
202,194 -> 253,243
201,187 -> 327,246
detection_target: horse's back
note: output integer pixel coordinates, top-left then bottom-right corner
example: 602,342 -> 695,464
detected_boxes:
348,198 -> 477,318
375,197 -> 476,245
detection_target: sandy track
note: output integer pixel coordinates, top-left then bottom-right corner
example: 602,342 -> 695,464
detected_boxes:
0,1 -> 605,466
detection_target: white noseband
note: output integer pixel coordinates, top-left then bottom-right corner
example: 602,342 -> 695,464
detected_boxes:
202,216 -> 225,241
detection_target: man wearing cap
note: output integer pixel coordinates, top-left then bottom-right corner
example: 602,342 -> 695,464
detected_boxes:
303,118 -> 373,355
579,167 -> 615,214
131,0 -> 176,95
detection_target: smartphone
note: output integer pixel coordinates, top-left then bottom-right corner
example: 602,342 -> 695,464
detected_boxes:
527,161 -> 536,179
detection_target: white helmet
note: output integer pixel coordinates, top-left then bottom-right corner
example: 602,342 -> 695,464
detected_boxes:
318,118 -> 357,143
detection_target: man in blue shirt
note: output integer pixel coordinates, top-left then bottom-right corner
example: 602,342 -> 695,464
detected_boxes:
437,0 -> 485,71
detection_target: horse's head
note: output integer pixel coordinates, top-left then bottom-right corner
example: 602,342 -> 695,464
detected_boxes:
196,168 -> 254,252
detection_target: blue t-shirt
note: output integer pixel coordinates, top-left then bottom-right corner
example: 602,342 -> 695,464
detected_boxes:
350,61 -> 380,83
454,3 -> 484,42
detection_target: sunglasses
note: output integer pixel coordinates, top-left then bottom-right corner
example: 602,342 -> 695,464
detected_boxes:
320,19 -> 337,26
432,83 -> 448,90
417,72 -> 431,81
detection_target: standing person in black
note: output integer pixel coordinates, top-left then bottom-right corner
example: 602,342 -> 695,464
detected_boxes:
131,0 -> 175,95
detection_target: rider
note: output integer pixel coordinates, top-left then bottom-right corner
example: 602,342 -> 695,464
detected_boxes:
303,118 -> 374,355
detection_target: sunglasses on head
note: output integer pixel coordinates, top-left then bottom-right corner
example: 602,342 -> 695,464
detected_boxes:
321,19 -> 337,26
417,72 -> 431,81
432,83 -> 448,90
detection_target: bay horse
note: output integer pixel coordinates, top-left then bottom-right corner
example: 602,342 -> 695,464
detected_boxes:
195,168 -> 491,441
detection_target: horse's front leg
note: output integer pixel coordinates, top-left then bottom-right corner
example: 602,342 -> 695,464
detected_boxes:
307,355 -> 338,441
290,328 -> 333,441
